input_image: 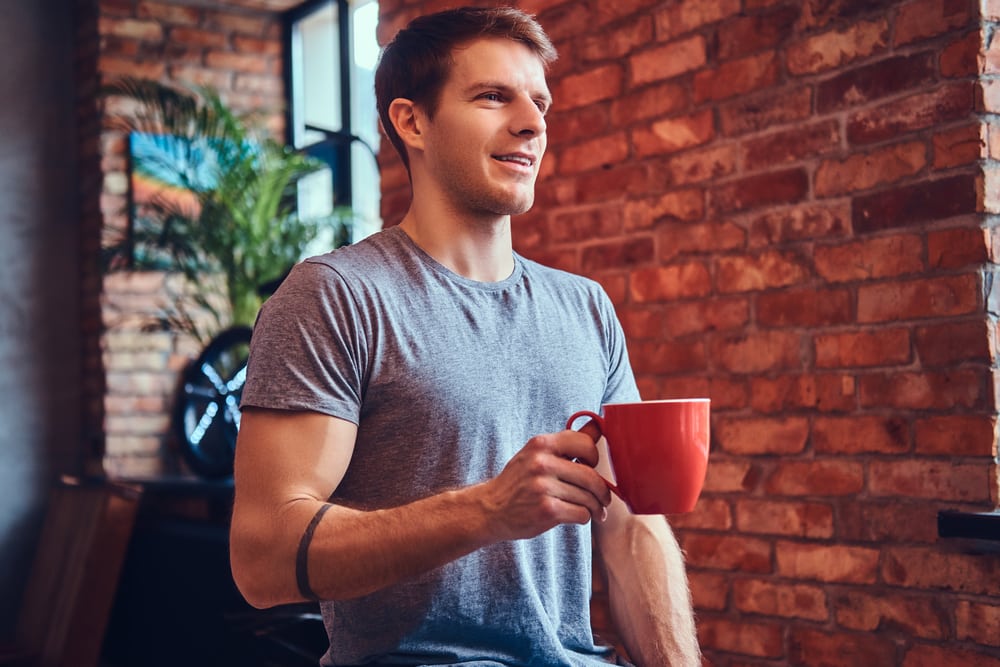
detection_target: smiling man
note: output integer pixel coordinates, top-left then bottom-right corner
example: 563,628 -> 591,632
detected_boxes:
229,7 -> 699,666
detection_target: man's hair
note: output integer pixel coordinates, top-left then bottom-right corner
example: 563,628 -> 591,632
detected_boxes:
374,6 -> 557,172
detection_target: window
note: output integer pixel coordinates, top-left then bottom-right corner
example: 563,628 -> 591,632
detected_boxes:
285,0 -> 381,246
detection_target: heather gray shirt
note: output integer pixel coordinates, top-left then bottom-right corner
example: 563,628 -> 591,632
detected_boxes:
242,225 -> 640,666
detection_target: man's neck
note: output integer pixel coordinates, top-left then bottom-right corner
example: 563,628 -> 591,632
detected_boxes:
398,205 -> 516,283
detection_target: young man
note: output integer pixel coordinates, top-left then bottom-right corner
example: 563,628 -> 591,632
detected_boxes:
230,7 -> 700,666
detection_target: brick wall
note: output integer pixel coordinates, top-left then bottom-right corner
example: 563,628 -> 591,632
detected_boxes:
377,0 -> 1000,664
92,0 -> 286,476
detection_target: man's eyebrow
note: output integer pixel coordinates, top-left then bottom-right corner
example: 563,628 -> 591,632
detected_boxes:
465,81 -> 553,104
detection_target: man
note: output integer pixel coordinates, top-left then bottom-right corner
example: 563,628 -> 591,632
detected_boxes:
230,7 -> 699,666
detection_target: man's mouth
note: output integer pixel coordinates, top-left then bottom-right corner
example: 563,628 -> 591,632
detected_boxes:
493,153 -> 535,167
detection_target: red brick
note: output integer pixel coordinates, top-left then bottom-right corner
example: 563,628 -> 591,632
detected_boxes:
927,225 -> 989,268
702,460 -> 759,493
203,11 -> 272,37
957,600 -> 1000,647
750,374 -> 857,413
581,237 -> 654,271
546,106 -> 611,148
712,168 -> 808,214
717,6 -> 800,60
788,628 -> 896,667
233,74 -> 282,96
766,460 -> 865,496
778,541 -> 880,584
735,499 -> 833,539
626,191 -> 706,232
941,29 -> 980,78
663,143 -> 739,186
915,414 -> 995,456
814,328 -> 911,369
628,35 -> 707,86
711,330 -> 802,374
903,645 -> 1000,667
794,0 -> 893,30
883,546 -> 1000,595
687,572 -> 729,611
552,64 -> 624,110
719,87 -> 813,137
98,56 -> 165,80
716,249 -> 811,293
859,369 -> 986,410
577,15 -> 653,61
680,534 -> 773,573
869,460 -> 992,502
816,53 -> 936,113
733,578 -> 828,620
815,140 -> 927,198
204,50 -> 271,73
575,163 -> 652,203
757,288 -> 852,328
629,262 -> 712,302
786,18 -> 888,75
715,416 -> 809,455
847,82 -> 975,145
629,340 -> 707,374
696,616 -> 784,658
608,81 -> 689,127
694,52 -> 779,103
743,120 -> 840,172
859,273 -> 979,323
169,26 -> 227,49
893,0 -> 974,47
100,16 -> 164,41
814,415 -> 910,454
548,204 -> 621,243
837,498 -> 939,543
661,297 -> 750,337
915,319 -> 991,366
138,1 -> 201,25
653,0 -> 742,39
748,202 -> 850,246
814,234 -> 923,283
834,590 -> 949,639
233,35 -> 283,57
668,497 -> 732,530
852,173 -> 977,233
559,132 -> 630,174
657,220 -> 744,261
632,109 -> 714,158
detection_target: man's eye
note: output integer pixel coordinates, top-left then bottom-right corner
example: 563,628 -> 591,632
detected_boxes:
482,93 -> 502,102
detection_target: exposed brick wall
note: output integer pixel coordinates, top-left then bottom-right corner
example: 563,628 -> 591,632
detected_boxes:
93,0 -> 286,476
376,0 -> 1000,664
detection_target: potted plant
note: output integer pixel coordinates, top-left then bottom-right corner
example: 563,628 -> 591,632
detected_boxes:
103,76 -> 350,342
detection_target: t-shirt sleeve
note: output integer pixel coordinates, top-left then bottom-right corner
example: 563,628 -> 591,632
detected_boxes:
240,259 -> 366,425
597,287 -> 641,405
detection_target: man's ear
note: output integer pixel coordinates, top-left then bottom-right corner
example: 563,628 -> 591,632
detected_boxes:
387,98 -> 425,152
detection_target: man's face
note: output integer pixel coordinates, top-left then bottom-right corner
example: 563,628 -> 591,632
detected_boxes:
419,37 -> 551,219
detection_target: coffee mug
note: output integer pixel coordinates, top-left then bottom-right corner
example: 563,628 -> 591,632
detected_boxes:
566,398 -> 710,514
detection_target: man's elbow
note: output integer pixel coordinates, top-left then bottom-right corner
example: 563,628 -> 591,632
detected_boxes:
229,530 -> 295,609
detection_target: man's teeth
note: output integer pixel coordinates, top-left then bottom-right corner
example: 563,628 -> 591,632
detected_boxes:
496,155 -> 532,166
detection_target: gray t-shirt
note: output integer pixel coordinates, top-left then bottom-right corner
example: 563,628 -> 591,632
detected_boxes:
241,225 -> 640,666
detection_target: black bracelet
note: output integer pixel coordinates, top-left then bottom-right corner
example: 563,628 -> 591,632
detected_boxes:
296,503 -> 332,601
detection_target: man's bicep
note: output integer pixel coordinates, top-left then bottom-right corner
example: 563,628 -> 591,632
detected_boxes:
234,407 -> 358,504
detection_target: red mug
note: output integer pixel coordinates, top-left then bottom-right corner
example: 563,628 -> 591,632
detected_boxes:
566,398 -> 710,514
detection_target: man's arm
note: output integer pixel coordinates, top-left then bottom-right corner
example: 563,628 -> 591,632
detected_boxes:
593,447 -> 701,667
229,408 -> 613,608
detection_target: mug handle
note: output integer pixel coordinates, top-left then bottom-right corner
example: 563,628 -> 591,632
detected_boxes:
566,410 -> 624,503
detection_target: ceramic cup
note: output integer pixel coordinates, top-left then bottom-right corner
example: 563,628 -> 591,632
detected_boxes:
566,398 -> 710,514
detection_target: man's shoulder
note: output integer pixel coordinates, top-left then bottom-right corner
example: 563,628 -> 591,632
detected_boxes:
519,254 -> 608,299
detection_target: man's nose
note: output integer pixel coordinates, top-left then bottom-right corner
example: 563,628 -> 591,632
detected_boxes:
512,96 -> 546,137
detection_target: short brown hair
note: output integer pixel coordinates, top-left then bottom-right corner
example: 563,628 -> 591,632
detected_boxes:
374,6 -> 557,172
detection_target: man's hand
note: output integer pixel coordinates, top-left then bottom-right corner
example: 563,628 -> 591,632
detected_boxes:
478,424 -> 612,541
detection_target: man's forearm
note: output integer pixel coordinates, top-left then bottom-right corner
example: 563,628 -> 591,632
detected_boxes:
597,511 -> 700,667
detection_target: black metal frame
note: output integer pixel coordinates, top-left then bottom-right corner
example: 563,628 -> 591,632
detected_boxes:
282,0 -> 354,206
